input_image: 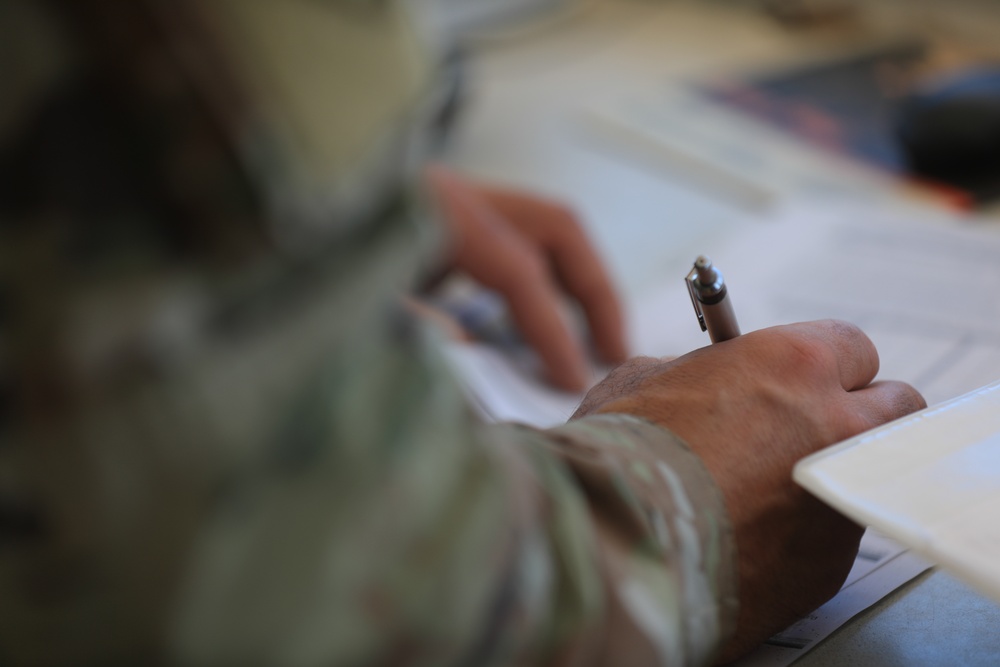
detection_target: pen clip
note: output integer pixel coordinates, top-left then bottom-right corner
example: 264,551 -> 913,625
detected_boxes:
685,268 -> 707,332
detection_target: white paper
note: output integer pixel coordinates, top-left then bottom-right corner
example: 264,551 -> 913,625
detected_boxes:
628,207 -> 1000,407
444,342 -> 585,426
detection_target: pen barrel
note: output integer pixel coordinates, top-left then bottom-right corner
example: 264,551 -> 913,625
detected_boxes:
700,295 -> 741,343
687,256 -> 741,343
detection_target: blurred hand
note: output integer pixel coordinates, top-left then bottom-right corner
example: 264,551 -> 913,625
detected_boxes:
424,165 -> 628,392
572,319 -> 926,663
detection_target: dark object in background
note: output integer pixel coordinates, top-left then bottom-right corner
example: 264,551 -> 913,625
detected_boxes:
699,41 -> 1000,207
894,67 -> 1000,200
760,0 -> 859,30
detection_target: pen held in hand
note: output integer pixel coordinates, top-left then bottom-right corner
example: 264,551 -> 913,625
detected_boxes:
686,255 -> 741,343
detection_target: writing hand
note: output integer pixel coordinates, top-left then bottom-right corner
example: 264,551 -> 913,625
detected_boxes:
573,320 -> 926,662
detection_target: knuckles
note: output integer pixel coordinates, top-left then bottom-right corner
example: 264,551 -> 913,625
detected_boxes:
766,327 -> 841,382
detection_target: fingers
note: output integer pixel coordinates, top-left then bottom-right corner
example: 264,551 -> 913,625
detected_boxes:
552,233 -> 628,366
427,169 -> 590,390
426,167 -> 631,391
848,380 -> 927,430
473,184 -> 629,365
778,320 -> 881,391
823,320 -> 881,391
501,258 -> 590,391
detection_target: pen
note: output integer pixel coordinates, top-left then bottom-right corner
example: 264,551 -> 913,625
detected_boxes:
685,255 -> 741,343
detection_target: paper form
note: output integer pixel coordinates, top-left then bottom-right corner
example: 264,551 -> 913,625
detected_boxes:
444,342 -> 585,426
628,206 -> 1000,407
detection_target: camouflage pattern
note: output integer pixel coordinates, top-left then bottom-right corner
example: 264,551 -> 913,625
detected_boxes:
0,1 -> 737,665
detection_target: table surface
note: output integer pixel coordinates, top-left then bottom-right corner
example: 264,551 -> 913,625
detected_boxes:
436,1 -> 1000,664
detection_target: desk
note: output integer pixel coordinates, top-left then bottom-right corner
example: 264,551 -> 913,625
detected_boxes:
437,0 -> 1000,664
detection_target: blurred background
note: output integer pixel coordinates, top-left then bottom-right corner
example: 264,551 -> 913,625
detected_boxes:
413,0 -> 1000,217
412,0 -> 1000,372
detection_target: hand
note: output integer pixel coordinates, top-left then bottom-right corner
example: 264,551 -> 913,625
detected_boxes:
572,320 -> 927,662
423,165 -> 628,391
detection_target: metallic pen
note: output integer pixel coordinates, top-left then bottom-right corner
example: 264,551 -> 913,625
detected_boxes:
685,255 -> 741,343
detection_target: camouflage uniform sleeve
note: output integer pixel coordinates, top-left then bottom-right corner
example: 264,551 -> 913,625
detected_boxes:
512,415 -> 740,665
163,331 -> 739,667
